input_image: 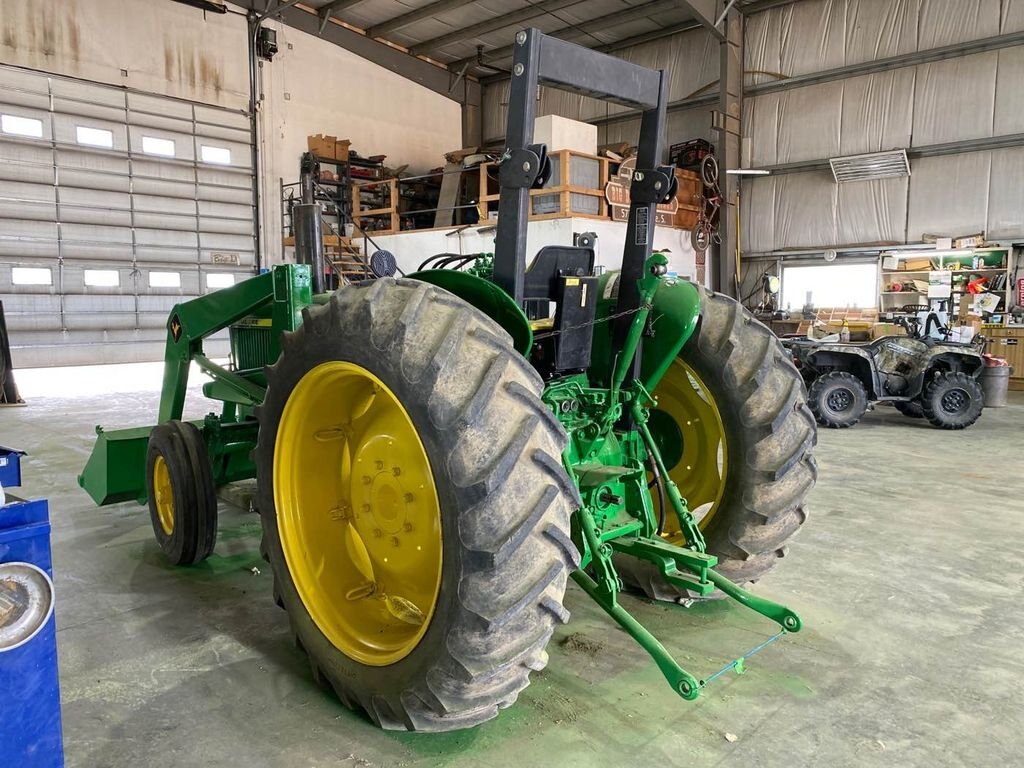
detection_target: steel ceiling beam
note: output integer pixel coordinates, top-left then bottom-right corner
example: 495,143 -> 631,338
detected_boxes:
367,0 -> 479,39
235,0 -> 479,105
454,0 -> 690,75
408,0 -> 586,57
737,0 -> 803,14
676,0 -> 726,39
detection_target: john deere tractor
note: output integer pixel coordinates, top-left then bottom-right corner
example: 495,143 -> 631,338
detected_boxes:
79,29 -> 816,732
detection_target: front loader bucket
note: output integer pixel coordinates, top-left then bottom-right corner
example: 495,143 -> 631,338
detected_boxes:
77,425 -> 152,506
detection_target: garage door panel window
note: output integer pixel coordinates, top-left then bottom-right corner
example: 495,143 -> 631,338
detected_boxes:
83,269 -> 120,287
1,114 -> 44,138
781,263 -> 878,309
205,272 -> 235,290
12,266 -> 52,285
200,145 -> 232,165
75,126 -> 114,149
148,271 -> 182,289
142,136 -> 176,157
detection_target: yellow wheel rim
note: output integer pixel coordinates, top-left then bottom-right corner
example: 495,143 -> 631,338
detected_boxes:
273,361 -> 442,666
651,359 -> 729,537
152,454 -> 175,536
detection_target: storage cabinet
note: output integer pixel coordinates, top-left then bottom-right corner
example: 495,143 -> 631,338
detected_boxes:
984,327 -> 1024,390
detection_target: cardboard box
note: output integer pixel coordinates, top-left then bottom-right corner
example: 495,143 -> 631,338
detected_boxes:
306,135 -> 351,162
335,139 -> 350,163
904,257 -> 934,271
954,233 -> 984,249
308,134 -> 338,159
871,322 -> 907,340
534,115 -> 597,154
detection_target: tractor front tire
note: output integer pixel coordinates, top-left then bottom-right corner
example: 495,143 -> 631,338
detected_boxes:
255,279 -> 580,732
623,285 -> 817,598
921,371 -> 984,429
145,420 -> 218,565
808,371 -> 869,428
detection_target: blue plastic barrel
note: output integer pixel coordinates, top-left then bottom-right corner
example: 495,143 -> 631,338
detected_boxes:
0,499 -> 64,768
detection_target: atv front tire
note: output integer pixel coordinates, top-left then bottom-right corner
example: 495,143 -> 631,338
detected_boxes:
255,278 -> 580,732
921,371 -> 984,429
623,285 -> 817,597
808,371 -> 869,428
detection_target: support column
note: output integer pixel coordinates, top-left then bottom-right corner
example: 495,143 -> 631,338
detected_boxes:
461,79 -> 483,148
714,7 -> 743,297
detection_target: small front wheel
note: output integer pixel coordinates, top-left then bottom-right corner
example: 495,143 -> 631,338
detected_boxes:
145,420 -> 218,565
808,371 -> 868,428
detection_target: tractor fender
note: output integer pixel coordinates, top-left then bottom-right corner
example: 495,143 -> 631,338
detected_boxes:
407,269 -> 533,355
592,272 -> 702,392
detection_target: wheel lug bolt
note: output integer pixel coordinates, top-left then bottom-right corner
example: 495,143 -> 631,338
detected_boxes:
404,493 -> 415,503
392,467 -> 401,477
375,460 -> 384,470
373,528 -> 382,538
391,536 -> 400,547
362,504 -> 372,514
362,475 -> 372,485
403,522 -> 413,532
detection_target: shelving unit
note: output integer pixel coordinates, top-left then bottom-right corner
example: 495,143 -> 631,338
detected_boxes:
878,247 -> 1016,322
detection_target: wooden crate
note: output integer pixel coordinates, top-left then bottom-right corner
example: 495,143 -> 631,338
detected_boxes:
477,150 -> 609,222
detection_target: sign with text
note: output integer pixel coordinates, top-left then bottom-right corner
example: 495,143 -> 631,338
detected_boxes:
604,157 -> 678,226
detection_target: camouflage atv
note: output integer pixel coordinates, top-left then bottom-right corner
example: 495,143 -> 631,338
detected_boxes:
783,327 -> 985,430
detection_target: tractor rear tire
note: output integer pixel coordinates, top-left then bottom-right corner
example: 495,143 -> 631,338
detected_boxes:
808,371 -> 869,428
145,420 -> 218,565
893,400 -> 924,418
254,278 -> 580,732
622,285 -> 817,599
921,371 -> 984,429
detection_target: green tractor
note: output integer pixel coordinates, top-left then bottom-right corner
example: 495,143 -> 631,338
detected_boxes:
80,29 -> 816,731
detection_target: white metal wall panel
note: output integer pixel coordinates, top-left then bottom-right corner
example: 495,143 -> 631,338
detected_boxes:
775,172 -> 839,249
986,147 -> 1024,238
918,0 -> 1000,48
912,52 -> 998,146
777,82 -> 842,164
838,69 -> 915,155
0,64 -> 255,367
1003,0 -> 1024,31
836,176 -> 909,245
994,46 -> 1024,135
907,153 -> 992,241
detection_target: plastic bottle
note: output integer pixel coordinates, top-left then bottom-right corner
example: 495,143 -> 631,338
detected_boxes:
840,319 -> 851,343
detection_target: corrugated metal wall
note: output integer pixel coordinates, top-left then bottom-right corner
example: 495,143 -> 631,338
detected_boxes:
480,0 -> 1024,257
742,0 -> 1024,255
0,65 -> 255,368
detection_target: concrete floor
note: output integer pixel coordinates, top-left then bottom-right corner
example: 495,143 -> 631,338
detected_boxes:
5,368 -> 1024,767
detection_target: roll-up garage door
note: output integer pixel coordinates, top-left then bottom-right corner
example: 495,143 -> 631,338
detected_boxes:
0,64 -> 255,368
